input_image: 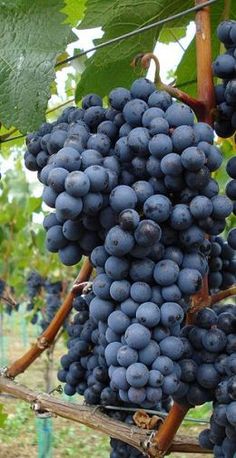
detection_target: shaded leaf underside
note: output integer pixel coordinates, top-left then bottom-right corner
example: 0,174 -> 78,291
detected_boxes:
76,0 -> 195,101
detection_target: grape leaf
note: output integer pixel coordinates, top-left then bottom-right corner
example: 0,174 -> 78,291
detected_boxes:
75,0 -> 196,102
0,0 -> 74,133
79,0 -> 193,30
62,0 -> 86,26
79,0 -> 119,29
175,0 -> 236,96
158,26 -> 187,44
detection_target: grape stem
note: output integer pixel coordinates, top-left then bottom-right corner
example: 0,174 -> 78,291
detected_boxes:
189,283 -> 236,316
187,274 -> 211,321
147,402 -> 190,457
210,284 -> 236,305
133,53 -> 205,120
6,257 -> 93,378
0,294 -> 17,308
0,373 -> 211,455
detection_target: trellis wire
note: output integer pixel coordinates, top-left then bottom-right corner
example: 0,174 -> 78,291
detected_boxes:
103,405 -> 210,425
168,29 -> 186,52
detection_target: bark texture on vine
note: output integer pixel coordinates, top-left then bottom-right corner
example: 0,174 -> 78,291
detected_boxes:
0,374 -> 211,455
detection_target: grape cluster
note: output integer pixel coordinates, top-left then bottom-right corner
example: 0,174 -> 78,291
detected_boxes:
40,280 -> 63,330
26,271 -> 64,328
24,77 -> 232,267
59,282 -> 186,406
208,236 -> 236,292
58,291 -> 110,400
173,307 -> 227,407
23,76 -> 236,457
26,271 -> 43,299
25,93 -> 125,266
181,304 -> 236,457
26,271 -> 44,324
213,20 -> 236,138
58,290 -> 171,458
90,226 -> 188,410
41,78 -> 235,458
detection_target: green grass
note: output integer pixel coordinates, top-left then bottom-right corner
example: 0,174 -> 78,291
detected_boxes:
0,400 -> 110,457
184,403 -> 211,426
53,424 -> 110,457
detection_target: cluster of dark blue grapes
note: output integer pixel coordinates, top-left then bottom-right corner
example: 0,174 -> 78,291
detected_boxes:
176,305 -> 236,457
25,93 -> 125,266
208,236 -> 236,292
89,217 -> 194,410
26,271 -> 44,324
26,271 -> 43,300
26,271 -> 63,329
58,291 -> 170,458
24,77 -> 231,267
58,292 -> 111,401
40,280 -> 63,330
213,20 -> 236,138
25,77 -> 236,458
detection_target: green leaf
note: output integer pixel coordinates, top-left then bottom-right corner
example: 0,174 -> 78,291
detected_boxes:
175,0 -> 236,96
80,0 -> 118,28
158,26 -> 187,44
174,37 -> 197,96
0,0 -> 74,133
63,0 -> 86,26
187,403 -> 211,422
0,404 -> 7,428
76,0 -> 196,102
25,197 -> 42,214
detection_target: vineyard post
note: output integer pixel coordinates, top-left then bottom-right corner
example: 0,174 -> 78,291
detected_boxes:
147,0 -> 216,455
